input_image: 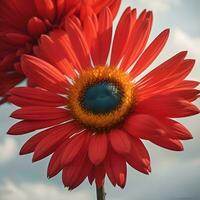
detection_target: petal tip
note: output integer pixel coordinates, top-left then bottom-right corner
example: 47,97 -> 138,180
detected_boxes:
7,127 -> 15,135
164,28 -> 170,35
19,149 -> 26,155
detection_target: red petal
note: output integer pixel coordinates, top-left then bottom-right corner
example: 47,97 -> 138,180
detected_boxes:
83,14 -> 98,52
88,168 -> 95,185
61,132 -> 86,166
92,0 -> 112,14
94,164 -> 106,188
69,157 -> 92,190
109,129 -> 131,154
137,51 -> 187,87
163,89 -> 200,102
0,0 -> 36,30
19,122 -> 78,155
5,33 -> 31,45
91,0 -> 121,19
104,150 -> 116,186
9,87 -> 66,107
176,80 -> 199,89
136,95 -> 199,118
108,0 -> 121,19
94,7 -> 112,65
21,55 -> 68,94
88,134 -> 108,165
169,59 -> 195,81
130,29 -> 170,79
79,3 -> 94,22
145,60 -> 196,93
160,118 -> 193,140
0,53 -> 16,71
111,8 -> 136,66
56,0 -> 65,19
120,11 -> 153,70
65,17 -> 91,69
11,107 -> 70,120
38,35 -> 76,78
20,129 -> 53,155
110,151 -> 127,188
47,141 -> 68,178
126,137 -> 151,174
136,57 -> 195,99
62,156 -> 92,190
7,117 -> 70,135
62,135 -> 91,189
32,122 -> 79,162
150,138 -> 184,151
48,30 -> 82,72
34,0 -> 55,22
0,72 -> 24,100
124,114 -> 167,140
27,17 -> 47,37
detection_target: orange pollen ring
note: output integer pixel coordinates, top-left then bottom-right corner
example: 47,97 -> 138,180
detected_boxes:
68,66 -> 136,132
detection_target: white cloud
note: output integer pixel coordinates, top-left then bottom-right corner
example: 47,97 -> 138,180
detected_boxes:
0,181 -> 92,200
172,28 -> 200,58
170,28 -> 200,80
139,0 -> 181,12
124,158 -> 200,200
0,138 -> 18,164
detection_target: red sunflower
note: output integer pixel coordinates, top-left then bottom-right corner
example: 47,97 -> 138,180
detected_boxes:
0,0 -> 121,104
8,7 -> 199,190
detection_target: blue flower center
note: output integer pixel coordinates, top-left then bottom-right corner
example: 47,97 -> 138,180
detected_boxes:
82,82 -> 122,114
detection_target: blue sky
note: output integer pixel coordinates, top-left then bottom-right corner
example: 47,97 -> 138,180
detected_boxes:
0,0 -> 200,199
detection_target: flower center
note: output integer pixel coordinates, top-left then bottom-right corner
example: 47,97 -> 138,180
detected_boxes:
82,82 -> 122,114
68,66 -> 136,132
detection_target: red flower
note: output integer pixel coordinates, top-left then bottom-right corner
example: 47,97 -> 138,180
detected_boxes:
8,8 -> 199,190
0,0 -> 121,104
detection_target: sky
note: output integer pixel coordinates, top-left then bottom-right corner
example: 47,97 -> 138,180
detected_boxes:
0,0 -> 200,200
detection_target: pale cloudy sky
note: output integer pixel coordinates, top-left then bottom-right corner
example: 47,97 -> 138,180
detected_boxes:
0,0 -> 200,200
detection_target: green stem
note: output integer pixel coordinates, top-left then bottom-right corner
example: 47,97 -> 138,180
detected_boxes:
96,185 -> 106,200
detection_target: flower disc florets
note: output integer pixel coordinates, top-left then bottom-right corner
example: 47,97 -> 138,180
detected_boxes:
68,66 -> 136,132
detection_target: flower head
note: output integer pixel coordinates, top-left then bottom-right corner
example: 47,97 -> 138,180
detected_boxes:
8,7 -> 199,189
0,0 -> 121,104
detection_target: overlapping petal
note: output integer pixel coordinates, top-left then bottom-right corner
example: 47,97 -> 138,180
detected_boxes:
0,0 -> 121,103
